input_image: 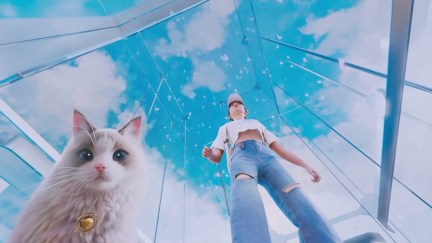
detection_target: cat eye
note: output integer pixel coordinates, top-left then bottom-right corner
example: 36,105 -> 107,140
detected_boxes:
78,149 -> 93,162
113,150 -> 128,162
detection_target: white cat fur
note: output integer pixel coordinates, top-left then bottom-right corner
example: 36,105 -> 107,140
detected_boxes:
8,111 -> 146,243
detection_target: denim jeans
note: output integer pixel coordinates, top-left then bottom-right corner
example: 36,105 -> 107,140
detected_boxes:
229,140 -> 341,243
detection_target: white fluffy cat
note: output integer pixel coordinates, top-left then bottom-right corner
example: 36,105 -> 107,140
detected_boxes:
8,110 -> 147,243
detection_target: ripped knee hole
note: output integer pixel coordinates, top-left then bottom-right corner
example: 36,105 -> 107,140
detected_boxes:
235,173 -> 254,180
282,183 -> 301,193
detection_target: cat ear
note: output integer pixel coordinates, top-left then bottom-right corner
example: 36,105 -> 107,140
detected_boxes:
73,110 -> 96,137
119,116 -> 142,142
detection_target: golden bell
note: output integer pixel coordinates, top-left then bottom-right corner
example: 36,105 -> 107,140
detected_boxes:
76,213 -> 98,232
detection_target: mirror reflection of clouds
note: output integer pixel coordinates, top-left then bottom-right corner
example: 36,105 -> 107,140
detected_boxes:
0,0 -> 431,242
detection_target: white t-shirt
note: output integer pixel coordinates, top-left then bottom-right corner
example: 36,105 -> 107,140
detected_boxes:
211,119 -> 279,150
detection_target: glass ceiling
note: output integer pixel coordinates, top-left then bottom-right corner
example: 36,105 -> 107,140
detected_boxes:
1,0 -> 431,242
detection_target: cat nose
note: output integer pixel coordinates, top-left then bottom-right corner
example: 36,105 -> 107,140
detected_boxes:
94,163 -> 106,173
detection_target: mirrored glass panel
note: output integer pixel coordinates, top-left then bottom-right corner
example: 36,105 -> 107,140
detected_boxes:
405,0 -> 432,88
250,0 -> 392,74
0,113 -> 46,239
0,0 -> 430,242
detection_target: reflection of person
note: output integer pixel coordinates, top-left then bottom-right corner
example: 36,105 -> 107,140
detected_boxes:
202,93 -> 341,243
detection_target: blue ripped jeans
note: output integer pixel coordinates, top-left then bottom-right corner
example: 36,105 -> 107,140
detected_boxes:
229,140 -> 341,243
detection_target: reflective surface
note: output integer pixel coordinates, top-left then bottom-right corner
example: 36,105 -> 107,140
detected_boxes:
0,0 -> 431,242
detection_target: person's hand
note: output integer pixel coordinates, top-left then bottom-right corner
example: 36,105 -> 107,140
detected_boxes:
306,167 -> 321,183
202,146 -> 213,159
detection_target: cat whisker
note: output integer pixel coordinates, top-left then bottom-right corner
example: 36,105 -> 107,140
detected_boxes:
51,180 -> 81,197
49,169 -> 78,174
15,183 -> 43,194
74,124 -> 96,147
81,180 -> 94,195
48,168 -> 77,176
55,181 -> 76,197
50,167 -> 78,172
44,169 -> 77,178
35,182 -> 68,194
9,110 -> 146,242
77,114 -> 97,140
79,114 -> 97,134
47,172 -> 76,178
35,177 -> 78,193
44,174 -> 75,182
75,180 -> 91,196
48,170 -> 78,176
52,166 -> 79,169
74,125 -> 96,144
0,181 -> 73,205
14,172 -> 76,194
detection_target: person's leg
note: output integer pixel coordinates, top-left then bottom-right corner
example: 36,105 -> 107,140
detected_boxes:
230,173 -> 271,243
258,146 -> 341,243
229,141 -> 271,243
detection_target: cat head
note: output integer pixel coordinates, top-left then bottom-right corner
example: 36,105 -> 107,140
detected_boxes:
56,110 -> 145,193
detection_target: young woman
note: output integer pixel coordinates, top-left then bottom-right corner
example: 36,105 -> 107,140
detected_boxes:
202,93 -> 341,243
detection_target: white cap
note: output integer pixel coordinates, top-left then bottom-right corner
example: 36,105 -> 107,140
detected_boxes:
227,93 -> 243,108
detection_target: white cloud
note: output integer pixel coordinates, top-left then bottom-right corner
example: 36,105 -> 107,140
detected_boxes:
310,80 -> 385,159
1,46 -> 229,241
299,0 -> 431,184
154,0 -> 235,98
257,130 -> 387,240
154,0 -> 235,59
0,4 -> 17,17
292,11 -> 378,176
298,0 -> 431,240
393,116 -> 432,203
137,143 -> 230,242
295,0 -> 395,166
405,0 -> 432,87
182,59 -> 226,98
300,0 -> 392,73
0,51 -> 127,143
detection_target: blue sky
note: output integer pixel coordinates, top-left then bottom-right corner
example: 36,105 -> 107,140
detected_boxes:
0,0 -> 431,242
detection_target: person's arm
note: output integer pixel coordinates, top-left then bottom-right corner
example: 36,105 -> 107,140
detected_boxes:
203,124 -> 226,163
202,147 -> 224,164
269,141 -> 321,183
